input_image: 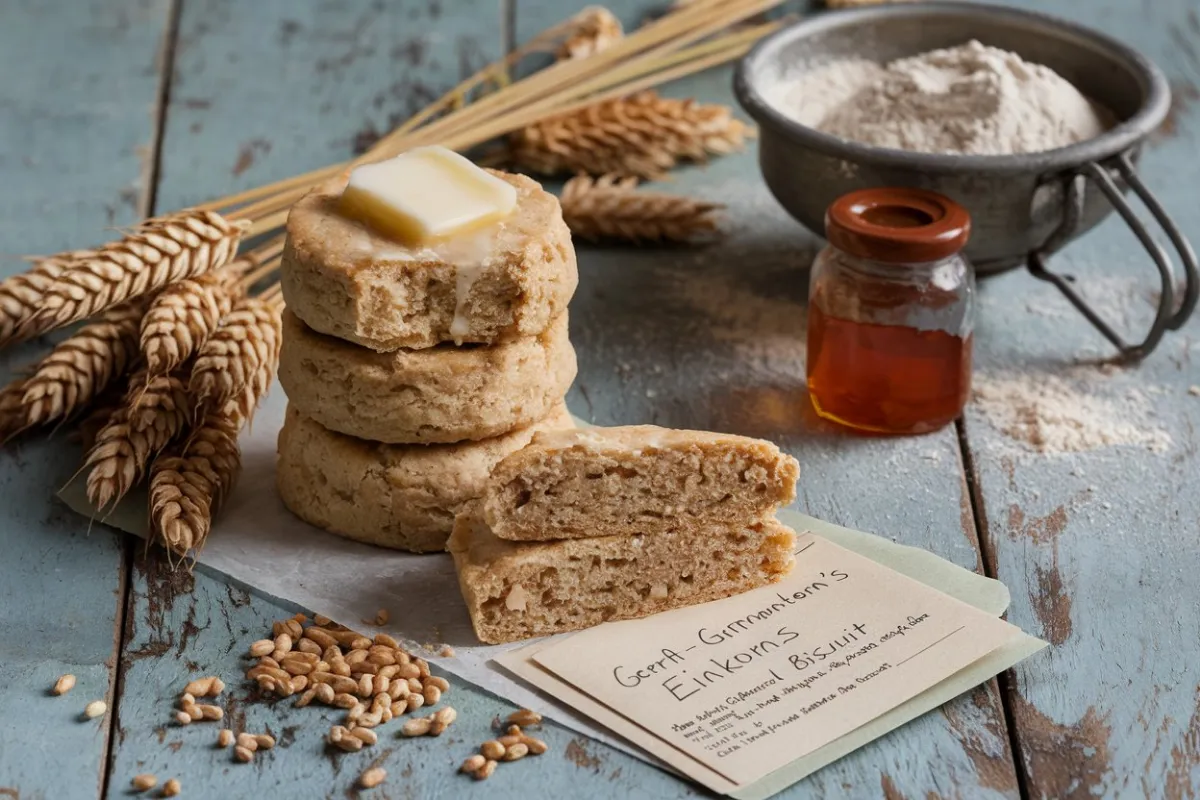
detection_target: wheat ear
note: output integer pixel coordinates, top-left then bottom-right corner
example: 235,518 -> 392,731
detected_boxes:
149,347 -> 277,557
138,262 -> 250,378
0,379 -> 28,443
557,6 -> 623,61
83,368 -> 192,511
188,290 -> 283,410
560,175 -> 723,243
16,298 -> 147,430
0,252 -> 95,347
17,211 -> 248,342
510,91 -> 753,179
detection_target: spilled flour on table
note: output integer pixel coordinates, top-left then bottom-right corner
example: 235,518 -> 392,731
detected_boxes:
971,370 -> 1172,455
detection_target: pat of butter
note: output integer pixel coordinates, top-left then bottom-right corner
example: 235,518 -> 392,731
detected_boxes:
340,146 -> 517,244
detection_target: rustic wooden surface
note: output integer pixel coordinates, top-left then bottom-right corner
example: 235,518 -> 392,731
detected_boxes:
0,0 -> 1196,798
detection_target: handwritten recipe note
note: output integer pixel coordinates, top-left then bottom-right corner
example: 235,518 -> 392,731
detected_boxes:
529,533 -> 1023,787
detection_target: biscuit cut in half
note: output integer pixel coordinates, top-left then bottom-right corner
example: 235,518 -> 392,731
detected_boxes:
277,403 -> 575,553
449,507 -> 797,644
281,170 -> 578,352
279,310 -> 576,444
482,425 -> 800,541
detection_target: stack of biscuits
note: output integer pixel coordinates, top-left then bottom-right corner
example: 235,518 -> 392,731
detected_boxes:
276,169 -> 579,553
449,425 -> 802,643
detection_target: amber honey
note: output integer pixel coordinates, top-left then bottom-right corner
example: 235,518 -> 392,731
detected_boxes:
806,303 -> 973,434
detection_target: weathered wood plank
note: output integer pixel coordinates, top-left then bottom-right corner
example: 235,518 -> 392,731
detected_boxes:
515,2 -> 1022,797
962,1 -> 1200,798
0,2 -> 173,798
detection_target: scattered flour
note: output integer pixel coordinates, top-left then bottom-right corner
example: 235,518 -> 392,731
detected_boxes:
971,371 -> 1172,455
770,40 -> 1110,155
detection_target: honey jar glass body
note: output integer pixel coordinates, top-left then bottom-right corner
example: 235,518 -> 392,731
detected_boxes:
806,188 -> 976,435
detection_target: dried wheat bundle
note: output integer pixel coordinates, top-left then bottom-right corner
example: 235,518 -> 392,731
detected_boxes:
509,90 -> 753,179
560,174 -> 723,243
83,368 -> 193,511
138,261 -> 250,378
188,289 -> 283,410
16,211 -> 248,343
557,6 -> 623,61
14,298 -> 146,431
0,252 -> 95,346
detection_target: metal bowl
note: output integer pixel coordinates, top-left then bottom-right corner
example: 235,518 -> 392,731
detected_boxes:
734,2 -> 1197,359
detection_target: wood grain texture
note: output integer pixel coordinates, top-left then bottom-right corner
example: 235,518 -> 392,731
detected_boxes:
0,2 -> 173,798
517,2 -> 1021,797
962,2 -> 1200,798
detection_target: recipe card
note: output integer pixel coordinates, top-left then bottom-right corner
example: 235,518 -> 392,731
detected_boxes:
525,532 -> 1025,788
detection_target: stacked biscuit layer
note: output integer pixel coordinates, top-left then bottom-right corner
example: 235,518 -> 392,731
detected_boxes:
450,425 -> 802,643
277,171 -> 579,552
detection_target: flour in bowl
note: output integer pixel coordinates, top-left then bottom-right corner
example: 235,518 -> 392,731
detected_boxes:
770,40 -> 1111,156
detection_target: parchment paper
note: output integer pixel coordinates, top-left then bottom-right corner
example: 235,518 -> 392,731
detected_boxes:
58,383 -> 1017,768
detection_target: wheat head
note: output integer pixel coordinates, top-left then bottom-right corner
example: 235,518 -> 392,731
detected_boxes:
0,252 -> 95,347
139,261 -> 249,377
0,378 -> 28,443
18,210 -> 248,342
188,293 -> 282,410
18,298 -> 146,428
83,369 -> 192,511
510,91 -> 753,179
557,6 -> 623,60
560,174 -> 723,243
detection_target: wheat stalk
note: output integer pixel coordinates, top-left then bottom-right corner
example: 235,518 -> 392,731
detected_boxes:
557,6 -> 624,61
0,252 -> 95,346
188,289 -> 283,410
83,368 -> 192,511
509,90 -> 753,179
15,298 -> 146,430
16,211 -> 248,342
560,174 -> 723,243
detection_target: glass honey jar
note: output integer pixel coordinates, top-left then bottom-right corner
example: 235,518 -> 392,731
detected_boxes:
806,188 -> 975,435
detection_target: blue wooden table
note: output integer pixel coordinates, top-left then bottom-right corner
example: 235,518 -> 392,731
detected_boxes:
2,1 -> 1198,798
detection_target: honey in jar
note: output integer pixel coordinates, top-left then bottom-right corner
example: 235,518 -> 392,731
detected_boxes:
806,188 -> 975,435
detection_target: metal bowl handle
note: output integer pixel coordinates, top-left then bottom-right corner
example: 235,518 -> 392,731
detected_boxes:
1027,153 -> 1199,361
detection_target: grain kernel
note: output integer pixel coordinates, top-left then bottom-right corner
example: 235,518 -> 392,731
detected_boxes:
360,767 -> 387,789
209,678 -> 226,696
237,732 -> 258,751
315,683 -> 335,705
358,675 -> 374,696
291,675 -> 309,692
460,754 -> 486,773
53,674 -> 76,696
374,609 -> 389,626
502,742 -> 530,761
162,778 -> 181,797
178,693 -> 196,708
84,700 -> 107,719
234,745 -> 254,763
425,676 -> 450,693
433,707 -> 457,725
331,660 -> 352,678
195,704 -> 223,721
349,637 -> 372,651
254,734 -> 275,750
295,688 -> 317,708
314,613 -> 333,626
415,658 -> 430,678
335,736 -> 363,752
407,677 -> 423,693
295,637 -> 322,655
274,633 -> 293,654
349,727 -> 377,745
406,693 -> 424,712
474,759 -> 497,780
284,619 -> 303,639
480,740 -> 506,760
328,725 -> 346,743
401,717 -> 432,737
131,773 -> 157,791
174,711 -> 192,726
303,627 -> 336,649
505,724 -> 522,737
347,703 -> 366,723
423,685 -> 441,706
506,708 -> 542,728
217,729 -> 233,748
522,736 -> 548,755
497,734 -> 522,747
397,663 -> 420,680
374,633 -> 399,648
345,649 -> 368,666
184,676 -> 219,697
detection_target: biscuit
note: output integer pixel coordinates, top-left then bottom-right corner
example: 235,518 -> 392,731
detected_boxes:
449,508 -> 796,644
483,425 -> 800,541
278,310 -> 576,444
276,403 -> 575,553
281,170 -> 578,351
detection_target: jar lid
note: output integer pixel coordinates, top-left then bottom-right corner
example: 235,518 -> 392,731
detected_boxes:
825,188 -> 971,264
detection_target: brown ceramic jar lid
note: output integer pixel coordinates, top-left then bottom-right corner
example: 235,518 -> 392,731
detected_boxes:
825,187 -> 971,264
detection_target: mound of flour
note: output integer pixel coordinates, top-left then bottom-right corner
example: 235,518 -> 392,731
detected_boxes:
773,40 -> 1110,155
